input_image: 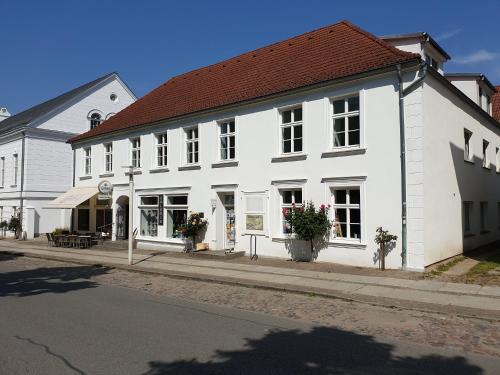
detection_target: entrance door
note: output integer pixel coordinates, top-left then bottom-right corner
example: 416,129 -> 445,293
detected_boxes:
223,194 -> 235,250
116,197 -> 129,240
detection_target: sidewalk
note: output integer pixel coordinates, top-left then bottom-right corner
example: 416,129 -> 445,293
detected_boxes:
1,240 -> 500,319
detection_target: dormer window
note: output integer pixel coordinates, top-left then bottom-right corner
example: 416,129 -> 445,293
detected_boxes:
90,113 -> 102,129
425,55 -> 439,70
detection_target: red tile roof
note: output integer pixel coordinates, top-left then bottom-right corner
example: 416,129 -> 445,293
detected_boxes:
70,21 -> 420,143
493,86 -> 500,122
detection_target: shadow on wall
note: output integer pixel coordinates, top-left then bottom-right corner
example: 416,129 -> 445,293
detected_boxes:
284,237 -> 329,262
142,326 -> 483,375
372,241 -> 397,268
0,263 -> 111,298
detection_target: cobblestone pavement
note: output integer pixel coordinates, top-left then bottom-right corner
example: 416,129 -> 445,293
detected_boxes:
4,255 -> 500,358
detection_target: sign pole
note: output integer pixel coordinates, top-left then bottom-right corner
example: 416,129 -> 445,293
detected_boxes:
128,166 -> 134,265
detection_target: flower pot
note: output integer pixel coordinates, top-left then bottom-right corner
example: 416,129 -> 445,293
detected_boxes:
195,242 -> 208,251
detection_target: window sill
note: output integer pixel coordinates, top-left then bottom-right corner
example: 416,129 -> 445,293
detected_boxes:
79,176 -> 92,181
212,160 -> 239,168
178,165 -> 201,171
149,167 -> 170,174
464,158 -> 475,165
271,154 -> 307,163
99,173 -> 114,178
329,239 -> 366,249
321,147 -> 366,158
125,170 -> 142,176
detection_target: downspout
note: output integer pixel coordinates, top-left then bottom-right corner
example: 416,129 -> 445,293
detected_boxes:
397,62 -> 427,269
19,131 -> 26,238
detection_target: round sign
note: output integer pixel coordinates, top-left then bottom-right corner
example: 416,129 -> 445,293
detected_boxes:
98,180 -> 113,195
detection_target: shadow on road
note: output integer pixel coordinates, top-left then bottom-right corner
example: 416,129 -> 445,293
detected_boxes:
0,264 -> 111,298
0,252 -> 24,262
144,326 -> 483,375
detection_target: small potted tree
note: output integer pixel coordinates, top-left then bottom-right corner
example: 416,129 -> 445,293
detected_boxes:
374,227 -> 398,271
283,201 -> 332,259
180,212 -> 208,252
8,214 -> 22,239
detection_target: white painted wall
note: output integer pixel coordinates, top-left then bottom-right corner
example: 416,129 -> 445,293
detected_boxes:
74,73 -> 407,269
422,74 -> 500,266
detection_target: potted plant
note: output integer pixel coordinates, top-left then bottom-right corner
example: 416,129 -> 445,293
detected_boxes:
179,212 -> 208,251
283,201 -> 332,258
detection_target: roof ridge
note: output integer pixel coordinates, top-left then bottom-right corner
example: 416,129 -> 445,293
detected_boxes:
341,20 -> 420,59
168,20 -> 349,82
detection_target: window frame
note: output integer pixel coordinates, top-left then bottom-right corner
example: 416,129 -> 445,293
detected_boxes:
331,187 -> 362,241
165,194 -> 189,239
330,93 -> 362,150
463,201 -> 473,236
278,105 -> 304,155
104,143 -> 113,173
12,153 -> 18,186
464,129 -> 473,162
83,147 -> 91,176
218,119 -> 236,161
482,139 -> 490,168
185,126 -> 199,165
156,133 -> 168,168
130,137 -> 141,169
138,195 -> 159,237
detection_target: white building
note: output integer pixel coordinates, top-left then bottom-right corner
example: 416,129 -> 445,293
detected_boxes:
61,21 -> 500,271
0,73 -> 136,238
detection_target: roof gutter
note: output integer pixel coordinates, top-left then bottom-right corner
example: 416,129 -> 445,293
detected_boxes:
397,61 -> 427,270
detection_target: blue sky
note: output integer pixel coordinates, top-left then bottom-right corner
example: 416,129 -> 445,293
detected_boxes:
1,0 -> 499,114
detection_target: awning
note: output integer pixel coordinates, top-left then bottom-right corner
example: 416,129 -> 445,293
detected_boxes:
45,187 -> 98,209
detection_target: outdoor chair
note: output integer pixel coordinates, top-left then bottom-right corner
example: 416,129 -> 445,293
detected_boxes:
46,233 -> 54,247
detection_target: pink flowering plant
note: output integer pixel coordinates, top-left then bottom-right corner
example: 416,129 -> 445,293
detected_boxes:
282,201 -> 332,255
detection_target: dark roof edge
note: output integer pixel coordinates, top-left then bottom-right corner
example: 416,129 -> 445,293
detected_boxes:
69,59 -> 421,146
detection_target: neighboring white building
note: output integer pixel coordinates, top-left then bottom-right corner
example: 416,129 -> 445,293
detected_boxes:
61,21 -> 499,271
0,73 -> 136,238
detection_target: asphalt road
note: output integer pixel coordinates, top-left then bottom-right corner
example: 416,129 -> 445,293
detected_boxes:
1,258 -> 499,375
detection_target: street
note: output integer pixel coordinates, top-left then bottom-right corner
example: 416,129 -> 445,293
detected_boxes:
1,255 -> 499,374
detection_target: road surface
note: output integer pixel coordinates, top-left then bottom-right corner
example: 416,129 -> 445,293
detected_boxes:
1,257 -> 499,374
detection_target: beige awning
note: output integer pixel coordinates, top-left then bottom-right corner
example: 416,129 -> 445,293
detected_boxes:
45,187 -> 98,209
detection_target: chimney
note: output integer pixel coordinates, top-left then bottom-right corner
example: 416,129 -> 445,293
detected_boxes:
0,107 -> 11,122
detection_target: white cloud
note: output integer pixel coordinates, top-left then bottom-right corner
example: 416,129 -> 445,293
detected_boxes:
454,49 -> 500,64
435,29 -> 461,42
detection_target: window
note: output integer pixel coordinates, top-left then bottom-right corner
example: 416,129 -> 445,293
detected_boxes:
166,195 -> 188,238
483,140 -> 489,168
130,138 -> 141,168
0,157 -> 4,187
332,95 -> 360,148
104,143 -> 113,173
156,133 -> 168,167
486,95 -> 491,114
84,147 -> 91,175
464,129 -> 472,161
463,201 -> 473,235
332,188 -> 361,240
425,55 -> 439,70
185,127 -> 199,164
219,120 -> 236,160
280,189 -> 303,234
139,196 -> 159,237
90,113 -> 102,129
280,107 -> 303,154
12,154 -> 18,186
479,88 -> 483,108
78,209 -> 90,231
480,202 -> 488,232
110,93 -> 118,102
496,147 -> 500,172
96,209 -> 112,232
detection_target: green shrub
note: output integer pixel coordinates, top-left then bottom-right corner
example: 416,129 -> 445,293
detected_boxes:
283,201 -> 332,254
